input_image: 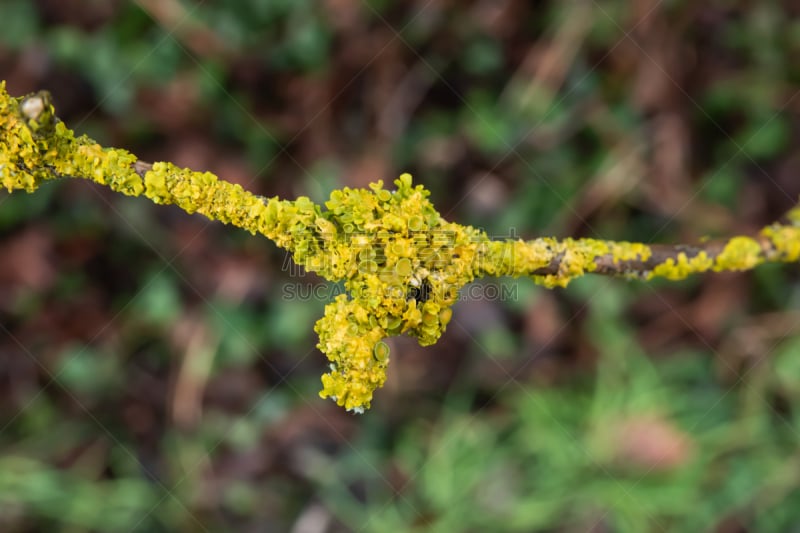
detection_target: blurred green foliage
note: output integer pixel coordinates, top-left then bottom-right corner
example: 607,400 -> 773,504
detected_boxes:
1,1 -> 799,532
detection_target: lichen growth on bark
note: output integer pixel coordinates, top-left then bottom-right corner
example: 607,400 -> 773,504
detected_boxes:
2,83 -> 799,411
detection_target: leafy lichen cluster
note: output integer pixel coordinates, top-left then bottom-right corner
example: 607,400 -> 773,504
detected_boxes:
2,83 -> 799,411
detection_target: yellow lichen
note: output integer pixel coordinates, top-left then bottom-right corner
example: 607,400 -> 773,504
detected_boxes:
761,225 -> 800,263
649,251 -> 714,281
712,236 -> 763,272
608,241 -> 652,263
3,82 -> 800,411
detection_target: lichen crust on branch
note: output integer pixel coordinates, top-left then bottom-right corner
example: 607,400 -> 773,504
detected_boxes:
2,83 -> 799,411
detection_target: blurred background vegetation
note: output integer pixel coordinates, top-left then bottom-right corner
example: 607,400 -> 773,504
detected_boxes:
2,1 -> 800,531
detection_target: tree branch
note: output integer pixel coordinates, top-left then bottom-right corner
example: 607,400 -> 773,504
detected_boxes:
2,84 -> 799,411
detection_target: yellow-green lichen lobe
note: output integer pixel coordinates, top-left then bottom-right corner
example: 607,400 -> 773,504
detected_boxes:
609,241 -> 653,264
650,251 -> 713,281
315,295 -> 388,411
713,236 -> 763,272
561,239 -> 608,278
1,84 -> 48,192
761,225 -> 800,263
